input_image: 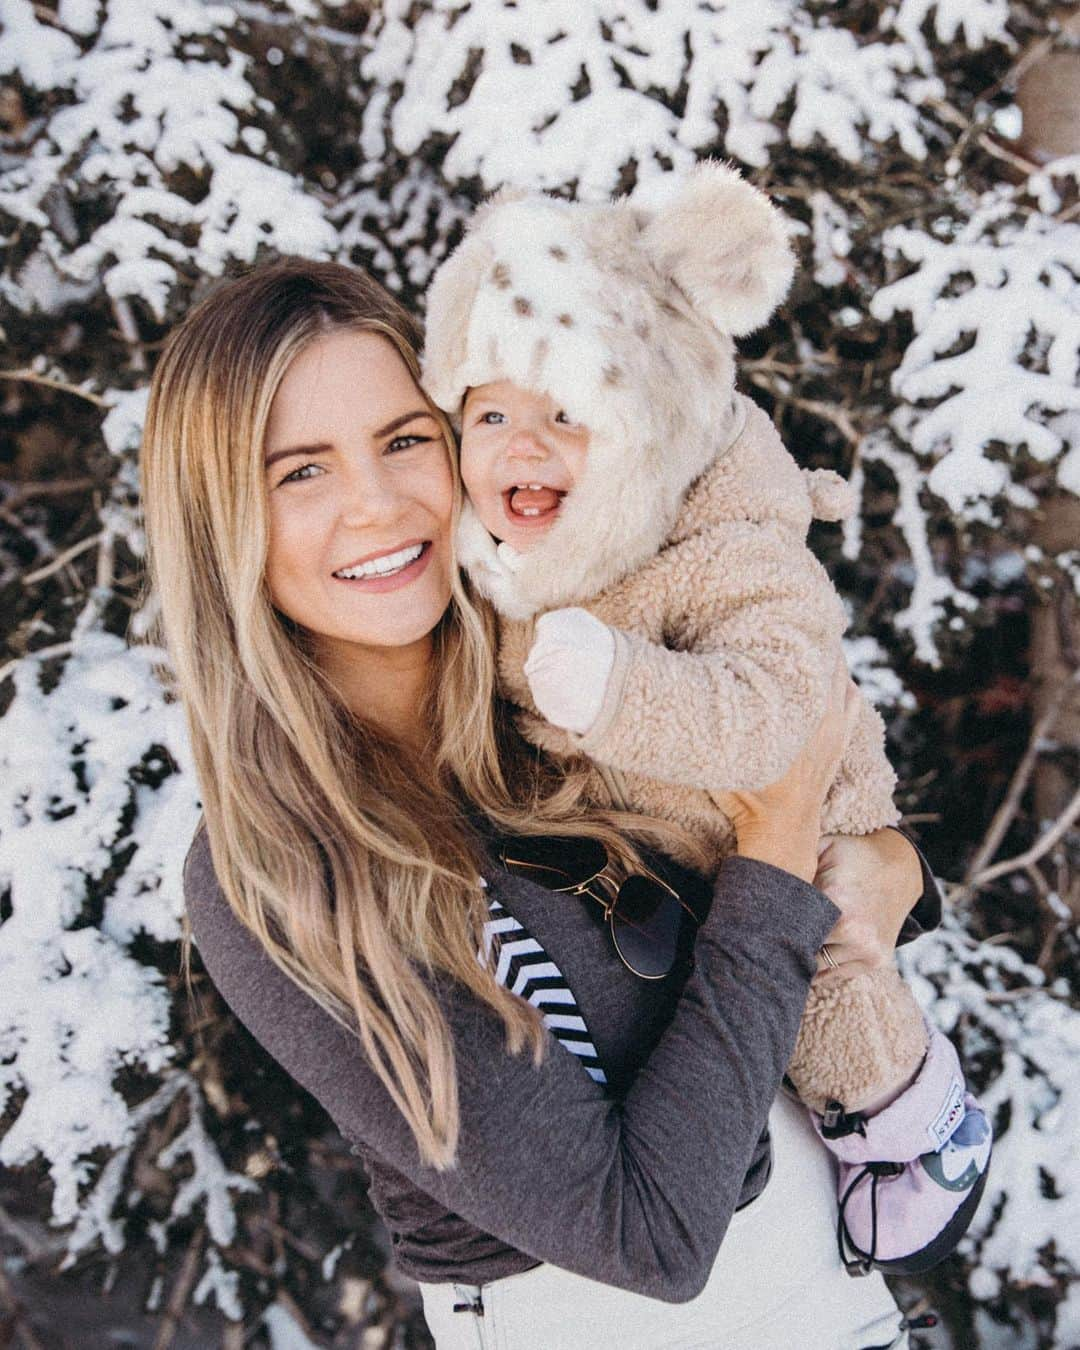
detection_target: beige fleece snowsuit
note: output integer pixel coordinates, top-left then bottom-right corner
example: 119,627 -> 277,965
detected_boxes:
422,161 -> 928,1114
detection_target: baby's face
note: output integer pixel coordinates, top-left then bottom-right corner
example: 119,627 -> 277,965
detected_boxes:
459,381 -> 590,552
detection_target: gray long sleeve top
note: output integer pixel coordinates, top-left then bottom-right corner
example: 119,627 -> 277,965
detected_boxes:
183,825 -> 936,1303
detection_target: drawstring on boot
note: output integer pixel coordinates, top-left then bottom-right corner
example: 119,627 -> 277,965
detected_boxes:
822,1098 -> 868,1140
837,1161 -> 905,1275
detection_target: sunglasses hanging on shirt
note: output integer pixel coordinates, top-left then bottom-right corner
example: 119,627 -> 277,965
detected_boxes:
496,833 -> 699,980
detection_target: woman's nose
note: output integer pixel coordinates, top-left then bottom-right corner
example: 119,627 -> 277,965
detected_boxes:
337,460 -> 402,529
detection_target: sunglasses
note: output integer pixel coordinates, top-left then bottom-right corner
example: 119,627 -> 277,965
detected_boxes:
496,833 -> 699,980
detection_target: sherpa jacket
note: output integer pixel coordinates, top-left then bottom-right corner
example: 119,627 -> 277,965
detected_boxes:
491,391 -> 900,865
422,167 -> 899,863
421,164 -> 930,1114
485,393 -> 930,1114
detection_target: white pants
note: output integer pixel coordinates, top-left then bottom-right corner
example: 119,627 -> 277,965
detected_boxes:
418,1089 -> 909,1350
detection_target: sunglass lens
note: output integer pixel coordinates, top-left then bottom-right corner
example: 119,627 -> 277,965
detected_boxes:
502,835 -> 607,890
503,857 -> 577,889
611,875 -> 684,979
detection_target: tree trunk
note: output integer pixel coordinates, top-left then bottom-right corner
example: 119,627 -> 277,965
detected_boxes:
1030,493 -> 1080,918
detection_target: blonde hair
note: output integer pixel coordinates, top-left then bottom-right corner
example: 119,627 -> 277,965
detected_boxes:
140,258 -> 707,1168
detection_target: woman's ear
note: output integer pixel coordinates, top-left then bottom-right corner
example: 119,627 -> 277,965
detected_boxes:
636,160 -> 797,337
421,231 -> 495,413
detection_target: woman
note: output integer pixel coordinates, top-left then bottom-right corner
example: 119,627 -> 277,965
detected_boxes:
142,258 -> 942,1348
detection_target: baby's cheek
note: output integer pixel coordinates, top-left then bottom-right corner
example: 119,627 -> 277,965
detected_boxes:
459,441 -> 501,524
467,494 -> 505,540
458,437 -> 479,492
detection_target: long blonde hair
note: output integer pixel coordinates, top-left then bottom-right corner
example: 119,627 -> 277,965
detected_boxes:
140,258 -> 706,1168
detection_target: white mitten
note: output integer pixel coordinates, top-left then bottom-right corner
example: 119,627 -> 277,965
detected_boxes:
524,607 -> 616,735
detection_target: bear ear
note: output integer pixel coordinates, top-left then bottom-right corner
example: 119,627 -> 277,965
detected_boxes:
421,231 -> 495,413
636,161 -> 796,337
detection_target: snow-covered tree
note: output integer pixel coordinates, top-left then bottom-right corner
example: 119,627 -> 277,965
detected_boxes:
1,1 -> 1076,1344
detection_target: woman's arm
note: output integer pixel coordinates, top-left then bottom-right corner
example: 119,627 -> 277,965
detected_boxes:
184,662 -> 856,1304
185,834 -> 838,1304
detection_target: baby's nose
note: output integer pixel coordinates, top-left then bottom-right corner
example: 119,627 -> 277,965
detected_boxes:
507,429 -> 547,459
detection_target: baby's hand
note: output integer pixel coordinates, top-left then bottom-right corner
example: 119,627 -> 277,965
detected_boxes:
524,608 -> 615,736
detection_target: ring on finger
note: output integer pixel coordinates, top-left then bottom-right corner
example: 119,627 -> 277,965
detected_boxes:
819,943 -> 839,971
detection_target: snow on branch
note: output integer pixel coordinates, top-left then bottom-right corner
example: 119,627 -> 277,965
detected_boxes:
901,916 -> 1080,1336
361,0 -> 1018,194
0,2 -> 1074,1338
0,0 -> 80,86
0,0 -> 339,321
329,155 -> 472,299
890,0 -> 1013,54
870,190 -> 1080,521
847,433 -> 975,667
57,1073 -> 258,1267
0,629 -> 202,1221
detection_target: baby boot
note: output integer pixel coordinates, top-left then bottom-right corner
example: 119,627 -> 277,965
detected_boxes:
808,1018 -> 993,1275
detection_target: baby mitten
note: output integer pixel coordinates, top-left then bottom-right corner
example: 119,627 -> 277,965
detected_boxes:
524,608 -> 616,736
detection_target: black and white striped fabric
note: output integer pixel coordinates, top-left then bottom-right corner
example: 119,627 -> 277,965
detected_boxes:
477,885 -> 607,1086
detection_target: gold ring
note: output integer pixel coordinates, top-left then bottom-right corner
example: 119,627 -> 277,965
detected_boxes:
819,943 -> 839,970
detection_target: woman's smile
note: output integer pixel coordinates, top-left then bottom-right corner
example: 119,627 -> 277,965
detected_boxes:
331,538 -> 434,590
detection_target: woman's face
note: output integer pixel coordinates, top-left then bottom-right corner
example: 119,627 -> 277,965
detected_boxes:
263,330 -> 455,664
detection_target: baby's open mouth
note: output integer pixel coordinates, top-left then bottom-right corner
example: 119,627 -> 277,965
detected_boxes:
503,483 -> 566,522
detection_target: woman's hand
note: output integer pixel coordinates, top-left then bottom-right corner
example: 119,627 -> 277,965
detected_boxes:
711,653 -> 860,884
809,829 -> 925,984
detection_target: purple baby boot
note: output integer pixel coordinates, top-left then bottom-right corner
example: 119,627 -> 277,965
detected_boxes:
808,1018 -> 993,1276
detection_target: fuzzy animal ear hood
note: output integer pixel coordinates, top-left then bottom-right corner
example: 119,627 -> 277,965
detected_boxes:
422,161 -> 796,619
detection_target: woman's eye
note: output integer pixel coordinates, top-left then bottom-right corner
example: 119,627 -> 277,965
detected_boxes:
279,462 -> 323,486
387,434 -> 430,453
555,410 -> 576,426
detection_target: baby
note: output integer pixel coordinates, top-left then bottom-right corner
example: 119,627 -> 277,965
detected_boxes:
422,162 -> 991,1272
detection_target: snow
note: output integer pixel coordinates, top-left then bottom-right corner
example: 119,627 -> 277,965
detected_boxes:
810,190 -> 853,288
0,1 -> 80,85
844,634 -> 917,711
891,0 -> 1013,51
194,1246 -> 245,1321
858,432 -> 976,668
263,1302 -> 321,1349
901,915 -> 1080,1306
870,198 -> 1080,520
0,0 -> 339,320
1028,156 -> 1080,214
1,0 -> 1078,1341
1054,412 -> 1080,497
362,0 -> 970,192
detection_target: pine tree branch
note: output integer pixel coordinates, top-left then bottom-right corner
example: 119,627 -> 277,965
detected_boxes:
0,369 -> 109,407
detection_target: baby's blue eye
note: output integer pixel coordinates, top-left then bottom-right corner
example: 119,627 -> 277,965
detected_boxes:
479,410 -> 506,425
